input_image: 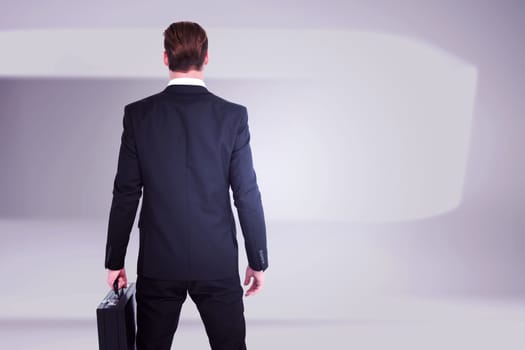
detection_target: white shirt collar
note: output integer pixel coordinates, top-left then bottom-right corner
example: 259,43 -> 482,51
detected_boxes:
167,77 -> 206,87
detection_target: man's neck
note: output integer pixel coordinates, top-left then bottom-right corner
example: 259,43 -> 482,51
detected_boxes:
169,70 -> 204,80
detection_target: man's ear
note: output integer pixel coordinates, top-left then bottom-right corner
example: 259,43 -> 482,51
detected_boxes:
204,52 -> 209,65
163,51 -> 169,67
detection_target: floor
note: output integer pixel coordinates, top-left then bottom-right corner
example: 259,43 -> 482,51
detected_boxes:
1,219 -> 524,349
1,296 -> 524,349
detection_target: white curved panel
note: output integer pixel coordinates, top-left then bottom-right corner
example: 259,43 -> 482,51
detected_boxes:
0,28 -> 478,221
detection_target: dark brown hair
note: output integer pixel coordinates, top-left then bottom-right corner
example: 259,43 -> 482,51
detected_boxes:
163,21 -> 208,72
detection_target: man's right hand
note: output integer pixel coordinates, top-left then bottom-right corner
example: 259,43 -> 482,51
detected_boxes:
243,266 -> 265,297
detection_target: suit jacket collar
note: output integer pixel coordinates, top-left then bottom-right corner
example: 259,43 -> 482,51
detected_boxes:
163,84 -> 210,95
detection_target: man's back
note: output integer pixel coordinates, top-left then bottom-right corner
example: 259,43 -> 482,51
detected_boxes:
107,83 -> 267,280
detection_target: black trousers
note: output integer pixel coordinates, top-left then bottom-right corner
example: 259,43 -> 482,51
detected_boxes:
135,274 -> 247,350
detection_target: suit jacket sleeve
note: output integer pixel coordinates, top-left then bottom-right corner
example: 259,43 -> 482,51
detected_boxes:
104,106 -> 143,270
230,106 -> 268,271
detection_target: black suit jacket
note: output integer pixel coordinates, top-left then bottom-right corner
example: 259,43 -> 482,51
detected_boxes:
104,84 -> 268,280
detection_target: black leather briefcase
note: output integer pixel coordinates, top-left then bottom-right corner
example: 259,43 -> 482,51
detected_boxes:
96,278 -> 137,350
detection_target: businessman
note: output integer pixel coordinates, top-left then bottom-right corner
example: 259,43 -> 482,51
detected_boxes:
103,21 -> 268,350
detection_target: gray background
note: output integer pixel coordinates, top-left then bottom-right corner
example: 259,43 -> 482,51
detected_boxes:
0,1 -> 524,349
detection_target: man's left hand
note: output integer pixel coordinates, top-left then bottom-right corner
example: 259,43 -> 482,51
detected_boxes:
107,268 -> 128,290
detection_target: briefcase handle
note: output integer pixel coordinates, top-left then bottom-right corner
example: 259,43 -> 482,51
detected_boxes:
113,277 -> 124,299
